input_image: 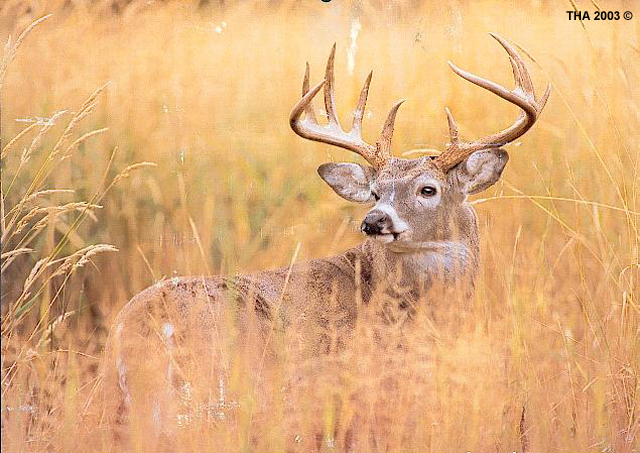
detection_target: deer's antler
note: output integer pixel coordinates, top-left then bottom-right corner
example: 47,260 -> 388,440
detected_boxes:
435,33 -> 551,171
289,44 -> 405,170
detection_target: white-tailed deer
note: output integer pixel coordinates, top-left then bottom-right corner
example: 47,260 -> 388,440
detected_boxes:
102,34 -> 549,446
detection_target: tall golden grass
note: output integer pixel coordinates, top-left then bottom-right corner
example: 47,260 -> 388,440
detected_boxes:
1,1 -> 638,452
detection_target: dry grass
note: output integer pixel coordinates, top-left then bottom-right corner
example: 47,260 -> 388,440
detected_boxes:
1,1 -> 638,452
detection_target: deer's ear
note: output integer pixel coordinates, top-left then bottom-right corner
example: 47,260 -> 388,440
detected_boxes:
317,163 -> 375,203
449,148 -> 509,195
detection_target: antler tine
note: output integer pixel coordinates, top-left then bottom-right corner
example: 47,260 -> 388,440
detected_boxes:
494,33 -> 551,113
447,60 -> 538,122
445,107 -> 459,144
289,45 -> 405,170
352,70 -> 372,135
324,44 -> 340,126
495,39 -> 534,95
302,62 -> 317,123
435,34 -> 551,171
377,99 -> 406,158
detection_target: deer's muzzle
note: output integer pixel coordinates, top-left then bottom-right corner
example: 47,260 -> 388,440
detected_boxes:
361,210 -> 392,236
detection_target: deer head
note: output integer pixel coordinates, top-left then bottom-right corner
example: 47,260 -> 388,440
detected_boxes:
290,35 -> 550,251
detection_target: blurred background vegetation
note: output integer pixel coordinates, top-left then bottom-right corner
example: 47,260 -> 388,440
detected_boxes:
1,0 -> 638,451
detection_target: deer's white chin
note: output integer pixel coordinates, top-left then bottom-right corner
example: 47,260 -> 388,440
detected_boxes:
373,234 -> 395,244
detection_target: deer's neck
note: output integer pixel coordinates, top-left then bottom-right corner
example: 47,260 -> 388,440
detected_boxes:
359,204 -> 479,298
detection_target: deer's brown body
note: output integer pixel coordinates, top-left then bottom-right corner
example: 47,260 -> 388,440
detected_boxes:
102,34 -> 549,445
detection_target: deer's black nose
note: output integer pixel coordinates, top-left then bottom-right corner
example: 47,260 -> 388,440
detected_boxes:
361,211 -> 391,236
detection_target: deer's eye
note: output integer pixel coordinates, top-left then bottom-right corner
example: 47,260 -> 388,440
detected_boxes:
420,186 -> 437,197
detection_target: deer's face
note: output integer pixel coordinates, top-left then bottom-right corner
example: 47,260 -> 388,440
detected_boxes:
318,148 -> 508,250
293,39 -> 547,251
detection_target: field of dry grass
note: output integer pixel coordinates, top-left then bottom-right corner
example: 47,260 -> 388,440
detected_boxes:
1,1 -> 638,452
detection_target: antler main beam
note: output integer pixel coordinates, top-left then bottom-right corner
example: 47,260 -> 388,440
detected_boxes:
435,33 -> 551,171
289,44 -> 405,170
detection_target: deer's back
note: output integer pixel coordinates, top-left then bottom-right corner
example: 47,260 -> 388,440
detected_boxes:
108,246 -> 373,386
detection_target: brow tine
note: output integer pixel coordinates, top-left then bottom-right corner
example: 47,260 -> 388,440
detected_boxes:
445,107 -> 459,144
